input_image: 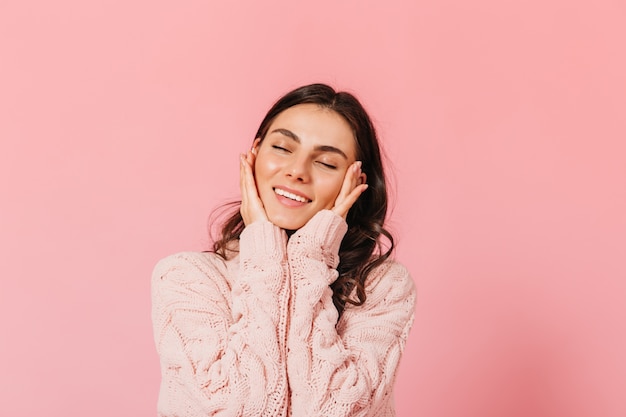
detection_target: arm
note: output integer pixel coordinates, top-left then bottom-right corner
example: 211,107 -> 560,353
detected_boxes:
151,221 -> 289,417
285,210 -> 416,417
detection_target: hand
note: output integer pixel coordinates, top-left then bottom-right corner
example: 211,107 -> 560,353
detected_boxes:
331,161 -> 368,219
239,149 -> 268,226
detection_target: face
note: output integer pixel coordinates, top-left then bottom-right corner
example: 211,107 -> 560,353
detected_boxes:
253,103 -> 359,230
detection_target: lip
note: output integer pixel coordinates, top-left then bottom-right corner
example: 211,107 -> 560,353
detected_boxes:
272,185 -> 312,202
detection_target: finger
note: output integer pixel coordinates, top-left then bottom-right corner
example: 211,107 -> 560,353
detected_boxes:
333,161 -> 366,218
343,182 -> 368,209
241,154 -> 256,199
246,149 -> 255,169
240,153 -> 256,224
240,151 -> 268,225
351,160 -> 362,190
243,151 -> 257,194
333,183 -> 368,218
337,161 -> 361,204
239,153 -> 247,195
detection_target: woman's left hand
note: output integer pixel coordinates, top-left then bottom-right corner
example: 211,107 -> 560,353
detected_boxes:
331,161 -> 368,219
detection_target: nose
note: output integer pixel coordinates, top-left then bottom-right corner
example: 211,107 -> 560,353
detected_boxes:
285,156 -> 310,182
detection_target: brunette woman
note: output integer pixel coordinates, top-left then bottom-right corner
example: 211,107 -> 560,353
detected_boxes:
152,83 -> 416,416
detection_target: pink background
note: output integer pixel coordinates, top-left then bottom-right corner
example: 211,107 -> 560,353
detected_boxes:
1,0 -> 625,416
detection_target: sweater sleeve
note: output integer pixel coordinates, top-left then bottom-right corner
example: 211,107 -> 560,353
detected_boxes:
151,221 -> 290,417
285,210 -> 416,417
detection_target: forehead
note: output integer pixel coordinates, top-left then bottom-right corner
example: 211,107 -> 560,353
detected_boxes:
268,104 -> 357,159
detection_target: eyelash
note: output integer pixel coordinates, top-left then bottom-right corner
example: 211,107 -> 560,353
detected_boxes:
317,161 -> 337,170
272,145 -> 290,152
272,145 -> 337,169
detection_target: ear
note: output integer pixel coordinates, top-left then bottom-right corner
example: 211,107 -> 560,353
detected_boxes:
359,171 -> 367,185
251,138 -> 261,155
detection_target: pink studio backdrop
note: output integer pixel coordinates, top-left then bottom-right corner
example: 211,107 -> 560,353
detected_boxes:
1,0 -> 624,416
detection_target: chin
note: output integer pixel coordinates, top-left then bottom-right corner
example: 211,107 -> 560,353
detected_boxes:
267,213 -> 309,231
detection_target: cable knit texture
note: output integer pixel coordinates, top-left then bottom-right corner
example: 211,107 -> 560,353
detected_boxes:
152,210 -> 416,416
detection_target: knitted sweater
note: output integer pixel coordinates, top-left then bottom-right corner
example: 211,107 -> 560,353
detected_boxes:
152,210 -> 416,417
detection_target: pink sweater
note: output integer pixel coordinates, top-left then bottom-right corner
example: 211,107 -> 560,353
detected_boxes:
152,209 -> 416,416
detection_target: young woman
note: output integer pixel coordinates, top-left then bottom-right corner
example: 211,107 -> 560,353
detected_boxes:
152,83 -> 416,416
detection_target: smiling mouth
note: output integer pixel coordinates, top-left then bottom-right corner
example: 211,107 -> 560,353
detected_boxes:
273,188 -> 312,203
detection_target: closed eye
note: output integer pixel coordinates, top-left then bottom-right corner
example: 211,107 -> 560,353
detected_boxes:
317,161 -> 337,169
272,145 -> 290,153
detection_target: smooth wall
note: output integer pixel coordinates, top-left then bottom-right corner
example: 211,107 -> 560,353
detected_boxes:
1,1 -> 624,416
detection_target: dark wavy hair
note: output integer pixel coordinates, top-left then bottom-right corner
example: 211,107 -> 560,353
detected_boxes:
211,83 -> 394,316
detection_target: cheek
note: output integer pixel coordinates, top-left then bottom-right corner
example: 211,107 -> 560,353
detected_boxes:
254,156 -> 280,184
317,174 -> 345,207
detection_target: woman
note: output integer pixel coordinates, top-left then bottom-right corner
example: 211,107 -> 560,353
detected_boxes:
152,83 -> 416,416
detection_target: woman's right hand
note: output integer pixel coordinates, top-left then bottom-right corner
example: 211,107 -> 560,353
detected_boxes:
239,149 -> 268,226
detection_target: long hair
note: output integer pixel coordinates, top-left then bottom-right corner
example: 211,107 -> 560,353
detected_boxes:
212,83 -> 394,316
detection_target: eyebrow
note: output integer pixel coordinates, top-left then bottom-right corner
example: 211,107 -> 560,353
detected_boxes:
269,128 -> 349,159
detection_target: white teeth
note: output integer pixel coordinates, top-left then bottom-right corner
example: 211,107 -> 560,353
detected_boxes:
274,188 -> 309,203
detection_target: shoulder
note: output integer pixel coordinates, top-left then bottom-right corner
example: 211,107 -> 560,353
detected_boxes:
364,259 -> 416,303
338,258 -> 416,337
152,251 -> 232,290
349,259 -> 417,322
